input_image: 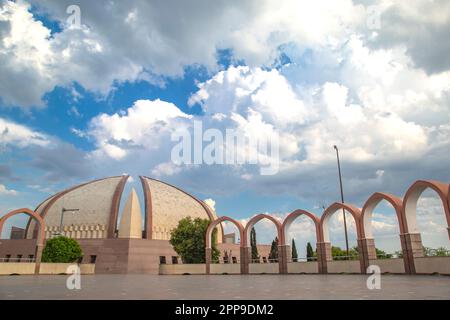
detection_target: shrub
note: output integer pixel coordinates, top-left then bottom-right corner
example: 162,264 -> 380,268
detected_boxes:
42,236 -> 83,263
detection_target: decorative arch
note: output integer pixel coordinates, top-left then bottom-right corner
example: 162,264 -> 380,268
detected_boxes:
0,208 -> 45,274
282,209 -> 321,246
205,216 -> 244,274
206,216 -> 243,249
361,192 -> 413,273
402,180 -> 450,235
243,213 -> 284,247
319,202 -> 362,243
243,214 -> 287,274
361,192 -> 405,239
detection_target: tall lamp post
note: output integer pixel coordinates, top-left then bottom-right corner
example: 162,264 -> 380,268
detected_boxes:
333,145 -> 349,258
56,208 -> 79,236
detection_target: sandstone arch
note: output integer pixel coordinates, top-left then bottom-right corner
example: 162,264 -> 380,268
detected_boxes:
205,216 -> 244,274
0,208 -> 45,274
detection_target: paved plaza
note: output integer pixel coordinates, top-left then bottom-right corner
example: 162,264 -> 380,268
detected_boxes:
1,274 -> 450,300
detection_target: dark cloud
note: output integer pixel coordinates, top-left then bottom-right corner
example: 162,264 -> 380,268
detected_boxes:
30,142 -> 93,183
369,1 -> 450,74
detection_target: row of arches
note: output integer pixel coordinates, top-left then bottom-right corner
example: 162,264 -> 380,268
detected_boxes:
206,180 -> 450,274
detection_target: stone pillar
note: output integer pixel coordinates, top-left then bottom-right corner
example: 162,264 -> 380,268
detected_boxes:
278,245 -> 288,274
34,244 -> 44,274
317,242 -> 331,274
118,188 -> 143,239
240,246 -> 249,274
358,238 -> 377,273
400,233 -> 423,274
205,248 -> 212,274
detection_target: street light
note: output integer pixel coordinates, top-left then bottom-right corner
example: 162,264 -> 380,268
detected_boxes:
56,208 -> 79,236
333,145 -> 349,258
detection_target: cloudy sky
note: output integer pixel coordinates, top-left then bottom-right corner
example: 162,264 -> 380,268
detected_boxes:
0,0 -> 449,255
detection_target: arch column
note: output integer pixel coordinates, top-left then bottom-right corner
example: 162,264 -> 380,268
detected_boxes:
316,242 -> 332,274
34,243 -> 44,274
357,238 -> 377,271
399,232 -> 423,273
205,247 -> 212,274
240,246 -> 250,274
277,244 -> 288,274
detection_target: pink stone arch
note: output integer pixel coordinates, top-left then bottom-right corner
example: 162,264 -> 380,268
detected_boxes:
0,208 -> 45,274
319,202 -> 362,243
206,216 -> 243,249
361,192 -> 405,239
403,180 -> 450,237
243,213 -> 284,247
282,209 -> 321,246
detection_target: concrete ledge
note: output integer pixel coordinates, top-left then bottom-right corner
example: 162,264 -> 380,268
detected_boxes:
210,263 -> 240,274
159,264 -> 205,275
368,258 -> 405,274
39,263 -> 95,275
0,263 -> 95,275
249,263 -> 279,274
414,256 -> 450,275
287,261 -> 319,273
0,263 -> 35,275
326,260 -> 361,274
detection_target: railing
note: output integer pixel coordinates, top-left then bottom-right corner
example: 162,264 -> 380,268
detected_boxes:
0,257 -> 35,263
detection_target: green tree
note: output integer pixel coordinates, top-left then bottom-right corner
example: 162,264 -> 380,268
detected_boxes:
268,236 -> 279,263
306,242 -> 315,261
375,248 -> 393,259
331,246 -> 359,260
291,239 -> 298,262
42,236 -> 83,263
170,217 -> 220,264
250,227 -> 259,263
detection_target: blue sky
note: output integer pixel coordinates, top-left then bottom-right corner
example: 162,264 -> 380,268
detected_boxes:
1,0 -> 450,254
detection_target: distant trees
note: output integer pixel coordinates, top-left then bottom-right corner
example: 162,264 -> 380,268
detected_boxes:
250,227 -> 260,263
331,246 -> 359,260
268,237 -> 279,262
291,239 -> 298,262
375,248 -> 393,259
423,246 -> 450,257
306,242 -> 315,261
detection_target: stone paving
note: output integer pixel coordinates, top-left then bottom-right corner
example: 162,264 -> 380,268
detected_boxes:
1,274 -> 450,299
